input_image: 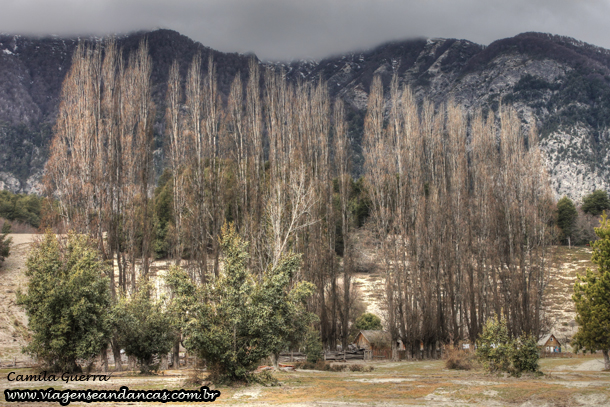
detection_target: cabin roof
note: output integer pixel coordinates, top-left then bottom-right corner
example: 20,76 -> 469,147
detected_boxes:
538,334 -> 561,346
358,330 -> 391,348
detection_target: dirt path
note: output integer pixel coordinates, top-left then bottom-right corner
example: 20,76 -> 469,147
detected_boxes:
0,234 -> 38,367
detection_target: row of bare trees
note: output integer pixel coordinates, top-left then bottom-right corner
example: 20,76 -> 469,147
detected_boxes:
46,40 -> 157,369
169,56 -> 357,350
46,41 -> 358,350
46,40 -> 554,354
364,75 -> 554,359
46,40 -> 155,297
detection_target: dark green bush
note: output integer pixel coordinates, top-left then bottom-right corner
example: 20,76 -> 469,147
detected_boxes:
305,328 -> 323,363
324,363 -> 346,372
476,315 -> 541,376
582,190 -> 610,216
511,335 -> 540,375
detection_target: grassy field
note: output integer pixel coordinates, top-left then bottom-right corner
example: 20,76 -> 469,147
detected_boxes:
1,356 -> 608,406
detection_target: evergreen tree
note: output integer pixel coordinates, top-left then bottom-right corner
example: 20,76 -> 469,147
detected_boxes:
476,315 -> 512,373
557,196 -> 577,245
0,222 -> 11,264
355,312 -> 383,331
476,315 -> 540,375
113,281 -> 174,373
572,212 -> 610,370
17,231 -> 112,372
304,328 -> 323,363
582,190 -> 610,216
166,223 -> 316,383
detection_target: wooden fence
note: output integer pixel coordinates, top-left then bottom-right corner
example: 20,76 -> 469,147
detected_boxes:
539,351 -> 602,358
0,357 -> 36,369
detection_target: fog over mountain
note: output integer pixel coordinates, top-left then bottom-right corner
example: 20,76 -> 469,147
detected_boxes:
1,0 -> 609,61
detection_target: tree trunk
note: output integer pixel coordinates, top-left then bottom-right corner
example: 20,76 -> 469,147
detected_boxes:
160,354 -> 168,371
603,349 -> 609,371
111,337 -> 122,372
101,347 -> 108,372
173,335 -> 181,369
270,352 -> 280,370
128,355 -> 137,371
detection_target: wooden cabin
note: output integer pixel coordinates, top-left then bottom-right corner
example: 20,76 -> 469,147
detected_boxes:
538,333 -> 562,353
354,330 -> 405,352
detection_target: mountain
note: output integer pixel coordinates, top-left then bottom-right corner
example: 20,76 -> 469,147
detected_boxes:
0,30 -> 609,200
0,30 -> 254,193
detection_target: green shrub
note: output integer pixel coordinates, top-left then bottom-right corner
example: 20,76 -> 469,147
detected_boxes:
165,224 -> 317,383
113,281 -> 174,373
247,370 -> 280,386
476,315 -> 541,376
511,335 -> 540,375
354,312 -> 382,331
0,190 -> 43,228
17,231 -> 112,372
324,363 -> 346,372
0,223 -> 11,264
305,328 -> 324,363
476,315 -> 512,373
293,361 -> 315,370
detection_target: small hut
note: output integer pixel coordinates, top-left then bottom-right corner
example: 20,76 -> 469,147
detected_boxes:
354,330 -> 405,352
355,330 -> 390,351
538,334 -> 562,353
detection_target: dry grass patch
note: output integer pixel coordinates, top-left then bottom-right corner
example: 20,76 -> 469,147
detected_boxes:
2,360 -> 608,405
444,349 -> 476,370
539,355 -> 598,370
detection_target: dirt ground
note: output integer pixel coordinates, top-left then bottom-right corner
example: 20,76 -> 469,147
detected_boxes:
0,357 -> 608,406
0,234 -> 38,367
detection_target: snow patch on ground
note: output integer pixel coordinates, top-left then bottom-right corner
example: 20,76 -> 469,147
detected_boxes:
232,385 -> 263,399
519,401 -> 551,407
351,378 -> 415,383
575,359 -> 608,371
572,393 -> 608,406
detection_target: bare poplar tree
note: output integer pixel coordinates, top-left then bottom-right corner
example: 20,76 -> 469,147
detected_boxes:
183,53 -> 209,281
244,59 -> 265,271
334,98 -> 354,351
166,60 -> 188,265
202,57 -> 224,278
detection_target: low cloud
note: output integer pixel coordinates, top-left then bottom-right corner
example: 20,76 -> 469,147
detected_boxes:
1,0 -> 608,60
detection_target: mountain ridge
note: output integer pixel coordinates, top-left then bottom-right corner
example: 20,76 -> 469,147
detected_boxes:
0,29 -> 608,200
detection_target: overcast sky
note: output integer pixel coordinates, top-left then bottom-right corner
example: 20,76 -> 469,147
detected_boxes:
1,0 -> 609,61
